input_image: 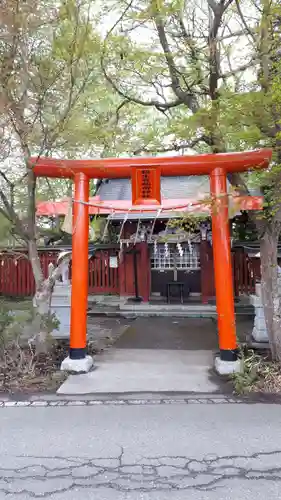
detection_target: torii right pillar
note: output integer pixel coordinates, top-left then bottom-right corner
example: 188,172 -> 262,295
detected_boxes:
210,167 -> 240,374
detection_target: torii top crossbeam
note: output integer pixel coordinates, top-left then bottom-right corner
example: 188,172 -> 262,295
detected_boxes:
31,149 -> 271,179
30,149 -> 272,374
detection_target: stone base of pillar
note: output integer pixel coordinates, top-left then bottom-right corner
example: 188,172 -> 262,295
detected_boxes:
215,357 -> 242,375
60,355 -> 94,373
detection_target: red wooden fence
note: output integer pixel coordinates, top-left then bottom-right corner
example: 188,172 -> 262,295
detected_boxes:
232,249 -> 259,296
88,250 -> 119,294
0,249 -> 119,297
0,250 -> 58,297
0,246 -> 258,298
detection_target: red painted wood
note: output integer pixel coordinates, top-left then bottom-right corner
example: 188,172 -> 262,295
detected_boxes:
210,167 -> 237,352
200,243 -> 257,302
203,242 -> 216,300
119,243 -> 151,300
138,242 -> 150,302
123,252 -> 135,296
200,240 -> 209,304
31,149 -> 272,179
88,250 -> 119,295
231,249 -> 258,296
119,251 -> 126,297
0,246 -> 259,299
0,251 -> 58,297
131,167 -> 161,206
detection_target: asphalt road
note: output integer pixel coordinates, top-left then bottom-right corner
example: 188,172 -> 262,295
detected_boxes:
0,402 -> 281,499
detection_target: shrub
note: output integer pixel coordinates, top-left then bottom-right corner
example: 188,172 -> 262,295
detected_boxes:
232,345 -> 280,394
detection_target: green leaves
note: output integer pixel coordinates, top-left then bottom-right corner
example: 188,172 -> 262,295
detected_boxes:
0,214 -> 13,244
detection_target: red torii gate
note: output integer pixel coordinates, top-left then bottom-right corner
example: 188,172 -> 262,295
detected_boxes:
31,149 -> 272,373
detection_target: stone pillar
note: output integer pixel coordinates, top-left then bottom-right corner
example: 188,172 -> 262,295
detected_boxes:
51,281 -> 71,338
250,283 -> 267,342
250,271 -> 281,342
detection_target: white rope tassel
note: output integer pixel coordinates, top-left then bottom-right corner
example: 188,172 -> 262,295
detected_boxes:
102,210 -> 114,242
151,209 -> 162,239
154,240 -> 157,255
177,242 -> 183,257
134,218 -> 141,245
118,210 -> 130,243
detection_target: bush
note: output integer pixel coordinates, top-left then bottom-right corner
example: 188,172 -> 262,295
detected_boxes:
232,345 -> 280,394
0,300 -> 66,393
0,300 -> 18,357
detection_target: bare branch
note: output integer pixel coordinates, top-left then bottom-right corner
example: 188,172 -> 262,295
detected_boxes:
223,0 -> 235,11
101,64 -> 182,109
220,59 -> 257,79
235,0 -> 256,42
151,0 -> 199,112
101,0 -> 185,110
0,170 -> 13,187
133,136 -> 208,155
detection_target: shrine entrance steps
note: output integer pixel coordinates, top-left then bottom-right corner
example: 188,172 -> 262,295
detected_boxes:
87,296 -> 254,319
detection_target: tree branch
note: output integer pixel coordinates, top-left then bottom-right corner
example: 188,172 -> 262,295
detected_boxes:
101,64 -> 182,109
151,0 -> 199,112
220,59 -> 257,79
0,187 -> 27,241
101,0 -> 185,111
235,0 -> 256,42
133,136 -> 206,155
207,0 -> 218,12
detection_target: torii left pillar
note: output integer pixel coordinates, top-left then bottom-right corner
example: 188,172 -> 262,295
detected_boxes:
210,167 -> 240,374
61,173 -> 93,372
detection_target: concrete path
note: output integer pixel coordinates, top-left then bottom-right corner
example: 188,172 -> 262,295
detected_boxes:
114,317 -> 218,350
0,401 -> 281,499
58,318 -> 225,395
58,348 -> 219,394
86,317 -> 133,349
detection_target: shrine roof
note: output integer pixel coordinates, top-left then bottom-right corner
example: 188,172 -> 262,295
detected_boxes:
96,176 -> 261,201
97,176 -> 210,201
36,176 -> 262,218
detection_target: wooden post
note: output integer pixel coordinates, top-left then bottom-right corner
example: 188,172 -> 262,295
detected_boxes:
119,249 -> 126,298
69,172 -> 89,360
210,167 -> 238,361
139,242 -> 150,302
200,239 -> 209,304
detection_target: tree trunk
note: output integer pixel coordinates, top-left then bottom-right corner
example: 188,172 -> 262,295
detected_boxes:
28,239 -> 43,289
28,239 -> 71,351
260,228 -> 281,361
28,239 -> 54,351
